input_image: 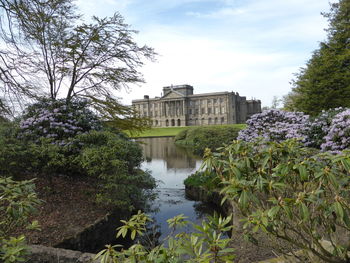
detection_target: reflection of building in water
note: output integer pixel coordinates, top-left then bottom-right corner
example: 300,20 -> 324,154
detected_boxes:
132,84 -> 261,127
139,137 -> 197,169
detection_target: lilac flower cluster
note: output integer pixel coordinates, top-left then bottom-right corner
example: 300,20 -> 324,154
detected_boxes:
19,98 -> 102,143
320,109 -> 350,153
303,107 -> 345,148
237,109 -> 309,142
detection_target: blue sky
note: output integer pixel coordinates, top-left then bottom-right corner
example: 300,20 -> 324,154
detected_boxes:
76,0 -> 335,107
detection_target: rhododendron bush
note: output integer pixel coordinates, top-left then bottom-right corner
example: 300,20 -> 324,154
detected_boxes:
321,109 -> 350,153
237,109 -> 309,142
19,98 -> 102,144
238,108 -> 350,153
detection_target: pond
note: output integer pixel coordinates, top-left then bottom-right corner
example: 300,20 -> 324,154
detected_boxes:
138,137 -> 222,241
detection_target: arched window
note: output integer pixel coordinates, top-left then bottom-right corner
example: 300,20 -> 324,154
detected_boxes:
177,119 -> 181,126
166,119 -> 169,127
171,119 -> 175,126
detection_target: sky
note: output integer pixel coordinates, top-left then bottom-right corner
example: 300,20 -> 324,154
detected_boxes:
76,0 -> 335,107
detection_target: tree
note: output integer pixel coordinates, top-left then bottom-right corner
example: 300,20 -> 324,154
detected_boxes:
0,0 -> 155,128
286,0 -> 350,115
271,95 -> 282,109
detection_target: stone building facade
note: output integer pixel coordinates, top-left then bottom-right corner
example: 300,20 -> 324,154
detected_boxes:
132,85 -> 261,127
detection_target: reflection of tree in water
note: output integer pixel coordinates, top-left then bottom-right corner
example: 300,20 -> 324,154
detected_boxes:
138,137 -> 200,169
193,201 -> 224,219
137,219 -> 162,249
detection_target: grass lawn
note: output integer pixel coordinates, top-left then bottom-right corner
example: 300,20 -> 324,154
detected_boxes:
127,124 -> 246,138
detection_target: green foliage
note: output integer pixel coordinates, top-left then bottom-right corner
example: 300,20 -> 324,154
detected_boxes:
77,131 -> 155,208
203,139 -> 350,262
0,123 -> 156,209
288,0 -> 350,115
95,211 -> 234,263
76,131 -> 156,209
184,171 -> 220,191
0,177 -> 41,263
174,126 -> 242,155
0,122 -> 37,177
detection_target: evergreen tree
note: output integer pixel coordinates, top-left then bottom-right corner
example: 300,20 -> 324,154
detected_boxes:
287,0 -> 350,115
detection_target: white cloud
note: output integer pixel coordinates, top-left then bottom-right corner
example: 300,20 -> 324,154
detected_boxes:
74,0 -> 335,107
119,25 -> 308,106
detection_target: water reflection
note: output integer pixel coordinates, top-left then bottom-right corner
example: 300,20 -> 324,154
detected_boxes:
137,137 -> 223,243
139,137 -> 202,188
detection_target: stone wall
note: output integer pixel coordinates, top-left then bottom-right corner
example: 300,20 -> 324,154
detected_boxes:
28,245 -> 98,263
54,210 -> 131,253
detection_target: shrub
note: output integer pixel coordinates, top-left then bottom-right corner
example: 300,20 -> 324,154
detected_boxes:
19,98 -> 102,143
74,131 -> 156,209
174,128 -> 188,141
237,109 -> 309,143
95,211 -> 235,262
175,126 -> 242,155
0,124 -> 156,209
0,177 -> 40,263
321,109 -> 350,153
0,122 -> 37,177
203,139 -> 350,262
184,170 -> 220,190
304,107 -> 345,149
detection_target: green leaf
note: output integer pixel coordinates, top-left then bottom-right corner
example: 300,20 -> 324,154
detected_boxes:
239,191 -> 249,208
343,210 -> 350,228
267,206 -> 280,218
341,159 -> 350,172
333,202 -> 344,220
298,165 -> 308,181
299,203 -> 309,221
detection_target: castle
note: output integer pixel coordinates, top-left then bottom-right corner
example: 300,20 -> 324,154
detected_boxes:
132,85 -> 261,127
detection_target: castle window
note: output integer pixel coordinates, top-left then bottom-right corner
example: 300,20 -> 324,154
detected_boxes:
208,108 -> 212,114
221,107 -> 225,114
201,108 -> 205,114
208,118 -> 212,124
189,109 -> 192,114
195,108 -> 199,115
214,107 -> 219,114
221,117 -> 225,123
220,98 -> 224,103
213,99 -> 217,104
